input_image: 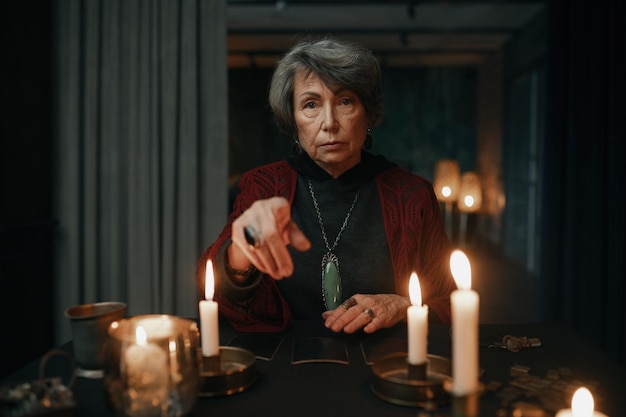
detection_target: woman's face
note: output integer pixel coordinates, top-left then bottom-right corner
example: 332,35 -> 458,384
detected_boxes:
292,70 -> 370,178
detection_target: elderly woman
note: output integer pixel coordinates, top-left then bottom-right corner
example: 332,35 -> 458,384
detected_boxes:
197,38 -> 456,334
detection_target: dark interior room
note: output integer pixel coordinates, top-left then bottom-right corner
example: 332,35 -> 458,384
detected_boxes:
1,0 -> 624,415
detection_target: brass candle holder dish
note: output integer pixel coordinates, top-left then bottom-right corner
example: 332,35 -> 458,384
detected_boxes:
443,380 -> 484,417
371,353 -> 451,408
198,346 -> 256,397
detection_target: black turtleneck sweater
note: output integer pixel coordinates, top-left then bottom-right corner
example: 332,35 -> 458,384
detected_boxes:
280,151 -> 397,318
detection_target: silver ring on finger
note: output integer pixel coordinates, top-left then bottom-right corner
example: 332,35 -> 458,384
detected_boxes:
243,225 -> 262,250
363,308 -> 375,320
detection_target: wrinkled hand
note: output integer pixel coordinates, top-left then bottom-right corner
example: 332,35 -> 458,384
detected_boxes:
230,197 -> 311,279
322,293 -> 411,334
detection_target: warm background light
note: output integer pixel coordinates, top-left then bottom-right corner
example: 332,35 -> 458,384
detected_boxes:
457,171 -> 482,213
433,159 -> 461,203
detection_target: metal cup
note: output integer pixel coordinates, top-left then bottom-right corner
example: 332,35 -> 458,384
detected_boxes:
65,301 -> 127,376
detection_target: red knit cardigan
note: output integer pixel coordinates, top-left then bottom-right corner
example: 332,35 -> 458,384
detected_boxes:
197,160 -> 456,332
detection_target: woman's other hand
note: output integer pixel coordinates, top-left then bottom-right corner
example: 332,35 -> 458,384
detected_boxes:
230,197 -> 311,280
322,293 -> 410,334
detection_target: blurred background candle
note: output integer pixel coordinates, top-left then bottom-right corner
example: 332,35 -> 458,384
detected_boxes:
407,273 -> 428,365
200,259 -> 220,357
450,249 -> 479,396
555,387 -> 608,417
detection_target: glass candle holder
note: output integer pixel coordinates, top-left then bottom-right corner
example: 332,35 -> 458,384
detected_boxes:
103,314 -> 200,417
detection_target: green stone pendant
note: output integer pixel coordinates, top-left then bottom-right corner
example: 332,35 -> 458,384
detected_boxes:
322,253 -> 342,310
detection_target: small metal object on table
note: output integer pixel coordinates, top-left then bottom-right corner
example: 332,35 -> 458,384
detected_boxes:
489,335 -> 542,352
0,350 -> 76,417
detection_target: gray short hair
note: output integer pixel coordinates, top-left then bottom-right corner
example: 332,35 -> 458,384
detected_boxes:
269,37 -> 384,137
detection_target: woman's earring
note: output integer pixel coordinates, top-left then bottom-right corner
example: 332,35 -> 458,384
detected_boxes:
291,139 -> 303,156
363,129 -> 373,150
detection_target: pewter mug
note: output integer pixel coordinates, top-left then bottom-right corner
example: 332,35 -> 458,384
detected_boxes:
65,301 -> 127,373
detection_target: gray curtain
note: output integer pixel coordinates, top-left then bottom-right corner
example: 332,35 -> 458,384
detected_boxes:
540,0 -> 625,365
53,0 -> 228,344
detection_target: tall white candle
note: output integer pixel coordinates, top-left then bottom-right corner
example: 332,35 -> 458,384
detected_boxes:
200,259 -> 220,357
450,250 -> 479,396
407,273 -> 428,365
555,387 -> 608,417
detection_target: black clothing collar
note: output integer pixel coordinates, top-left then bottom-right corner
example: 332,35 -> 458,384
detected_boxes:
287,150 -> 395,183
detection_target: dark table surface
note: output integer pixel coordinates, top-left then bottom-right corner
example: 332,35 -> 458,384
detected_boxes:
2,320 -> 624,417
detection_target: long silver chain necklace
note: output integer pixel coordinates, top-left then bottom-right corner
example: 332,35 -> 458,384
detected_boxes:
307,178 -> 362,310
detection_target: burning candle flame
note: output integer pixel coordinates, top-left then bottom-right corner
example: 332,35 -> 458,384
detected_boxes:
571,387 -> 594,417
205,259 -> 215,300
450,250 -> 472,290
409,273 -> 422,306
135,325 -> 147,346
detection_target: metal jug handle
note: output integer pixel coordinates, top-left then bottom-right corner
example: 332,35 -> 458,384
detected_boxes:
38,349 -> 77,389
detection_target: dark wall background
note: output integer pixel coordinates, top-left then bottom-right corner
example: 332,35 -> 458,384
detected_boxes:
501,11 -> 546,271
375,67 -> 477,179
539,0 -> 625,366
228,69 -> 289,179
1,0 -> 55,378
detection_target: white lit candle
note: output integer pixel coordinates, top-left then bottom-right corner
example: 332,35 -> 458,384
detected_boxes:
555,387 -> 608,417
200,259 -> 220,357
407,272 -> 428,365
450,249 -> 479,396
124,325 -> 169,416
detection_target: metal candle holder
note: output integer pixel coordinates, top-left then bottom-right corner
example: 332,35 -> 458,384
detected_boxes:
443,380 -> 484,417
371,353 -> 451,408
198,346 -> 256,397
